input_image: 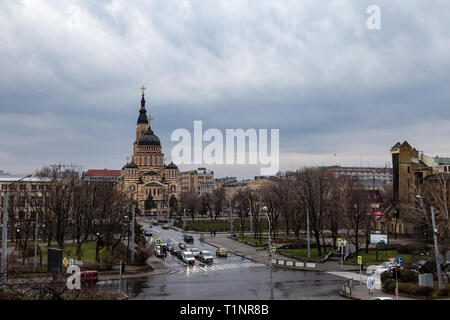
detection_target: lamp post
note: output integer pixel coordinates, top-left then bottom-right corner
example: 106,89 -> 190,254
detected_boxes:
262,206 -> 273,300
1,174 -> 32,291
131,205 -> 135,264
229,199 -> 233,236
416,195 -> 444,289
306,207 -> 311,261
34,212 -> 39,271
249,206 -> 253,244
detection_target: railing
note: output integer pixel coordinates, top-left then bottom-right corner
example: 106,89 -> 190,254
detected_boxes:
341,278 -> 353,296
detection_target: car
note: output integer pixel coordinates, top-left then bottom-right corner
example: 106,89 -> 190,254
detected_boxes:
171,248 -> 181,256
144,229 -> 153,237
198,250 -> 214,263
411,260 -> 437,273
162,224 -> 170,230
374,262 -> 394,275
190,247 -> 200,257
152,220 -> 159,226
216,248 -> 228,257
371,297 -> 394,300
179,242 -> 187,250
181,251 -> 196,265
166,242 -> 175,251
184,234 -> 194,244
184,244 -> 194,251
78,271 -> 99,284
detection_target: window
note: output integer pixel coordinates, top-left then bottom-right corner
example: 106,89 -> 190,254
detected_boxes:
31,185 -> 37,191
2,185 -> 6,191
19,184 -> 26,191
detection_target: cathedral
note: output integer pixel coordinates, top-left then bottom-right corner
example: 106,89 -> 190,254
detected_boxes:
121,87 -> 180,213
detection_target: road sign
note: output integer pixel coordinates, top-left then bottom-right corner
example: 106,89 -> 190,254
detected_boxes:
155,238 -> 162,245
63,257 -> 69,267
271,246 -> 276,253
397,257 -> 403,265
357,256 -> 362,265
343,240 -> 347,246
337,238 -> 342,246
389,257 -> 395,264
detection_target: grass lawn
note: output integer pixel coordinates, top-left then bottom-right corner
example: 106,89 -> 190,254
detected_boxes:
346,250 -> 413,264
278,248 -> 327,261
41,241 -> 104,263
237,236 -> 269,245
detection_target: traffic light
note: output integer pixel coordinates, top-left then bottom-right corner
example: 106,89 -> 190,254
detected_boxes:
390,266 -> 401,279
121,261 -> 126,273
163,245 -> 167,255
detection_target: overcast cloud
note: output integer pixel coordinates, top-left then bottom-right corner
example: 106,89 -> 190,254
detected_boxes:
0,0 -> 449,178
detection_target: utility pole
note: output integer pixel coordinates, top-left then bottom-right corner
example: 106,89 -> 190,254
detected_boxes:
263,206 -> 273,300
131,205 -> 135,264
1,189 -> 8,291
431,206 -> 444,289
167,195 -> 170,220
229,199 -> 233,236
183,209 -> 186,233
119,260 -> 123,294
306,208 -> 311,261
249,207 -> 253,244
34,211 -> 38,271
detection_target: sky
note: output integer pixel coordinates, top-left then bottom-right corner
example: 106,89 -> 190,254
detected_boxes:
0,0 -> 450,179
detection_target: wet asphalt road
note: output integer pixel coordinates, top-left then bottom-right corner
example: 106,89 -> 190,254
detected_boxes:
97,218 -> 347,300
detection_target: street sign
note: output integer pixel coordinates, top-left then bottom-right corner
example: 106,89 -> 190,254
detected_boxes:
396,257 -> 403,265
357,256 -> 362,265
271,246 -> 276,253
63,257 -> 69,267
337,238 -> 342,246
389,257 -> 395,264
155,238 -> 162,245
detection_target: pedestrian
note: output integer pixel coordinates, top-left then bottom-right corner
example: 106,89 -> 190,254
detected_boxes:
210,229 -> 213,237
213,230 -> 216,237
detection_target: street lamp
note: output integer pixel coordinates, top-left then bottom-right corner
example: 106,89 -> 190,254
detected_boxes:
416,195 -> 444,289
1,173 -> 32,291
262,206 -> 274,300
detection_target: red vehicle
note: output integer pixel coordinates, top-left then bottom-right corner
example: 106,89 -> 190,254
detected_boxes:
79,271 -> 99,284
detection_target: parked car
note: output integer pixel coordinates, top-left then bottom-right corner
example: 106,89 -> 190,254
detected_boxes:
216,248 -> 228,257
152,220 -> 159,226
198,250 -> 214,263
190,247 -> 200,257
181,251 -> 196,265
79,271 -> 99,284
144,229 -> 153,237
184,234 -> 194,244
162,224 -> 170,230
411,260 -> 437,273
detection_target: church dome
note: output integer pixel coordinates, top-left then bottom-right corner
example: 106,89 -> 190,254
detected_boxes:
165,162 -> 178,170
138,127 -> 161,146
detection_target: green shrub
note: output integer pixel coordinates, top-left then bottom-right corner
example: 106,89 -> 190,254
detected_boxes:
399,270 -> 417,283
387,281 -> 397,293
398,283 -> 414,295
398,244 -> 430,255
411,286 -> 434,297
381,271 -> 390,283
382,279 -> 392,291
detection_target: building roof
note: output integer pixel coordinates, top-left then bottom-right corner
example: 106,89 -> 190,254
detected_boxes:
137,127 -> 161,146
85,169 -> 122,177
165,162 -> 178,170
435,157 -> 450,165
122,163 -> 138,169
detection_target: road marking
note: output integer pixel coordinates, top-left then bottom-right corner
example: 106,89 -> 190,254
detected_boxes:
182,262 -> 266,274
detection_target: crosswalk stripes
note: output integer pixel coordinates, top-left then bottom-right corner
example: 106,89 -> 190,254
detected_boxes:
180,262 -> 266,274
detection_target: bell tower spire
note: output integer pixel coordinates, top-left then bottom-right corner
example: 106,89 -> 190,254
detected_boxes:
137,85 -> 149,125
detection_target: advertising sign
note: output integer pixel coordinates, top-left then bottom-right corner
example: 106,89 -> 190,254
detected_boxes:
370,234 -> 388,245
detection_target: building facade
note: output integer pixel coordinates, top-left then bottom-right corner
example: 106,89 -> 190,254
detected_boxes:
83,169 -> 123,185
121,89 -> 180,213
180,168 -> 214,196
328,166 -> 393,189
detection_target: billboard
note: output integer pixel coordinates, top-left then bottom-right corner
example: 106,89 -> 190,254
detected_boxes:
47,248 -> 63,274
370,234 -> 388,245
